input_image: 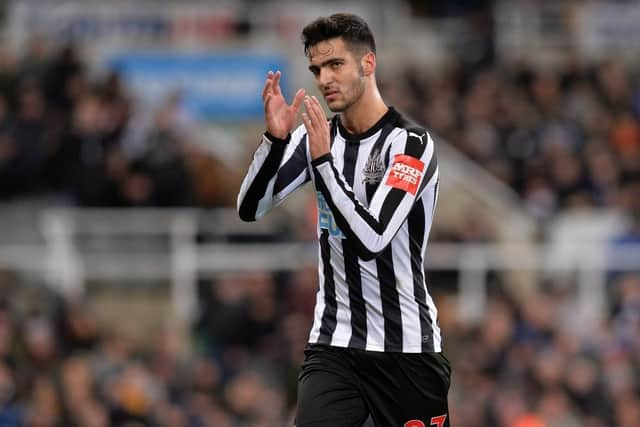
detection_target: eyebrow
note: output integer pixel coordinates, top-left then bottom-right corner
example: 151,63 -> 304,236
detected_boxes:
308,58 -> 344,72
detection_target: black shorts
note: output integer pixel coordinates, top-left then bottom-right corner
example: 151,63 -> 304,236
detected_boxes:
295,344 -> 451,427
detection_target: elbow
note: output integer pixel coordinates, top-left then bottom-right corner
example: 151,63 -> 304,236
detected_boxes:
238,211 -> 257,222
358,247 -> 385,261
237,200 -> 257,222
358,250 -> 378,261
237,204 -> 258,222
350,238 -> 387,261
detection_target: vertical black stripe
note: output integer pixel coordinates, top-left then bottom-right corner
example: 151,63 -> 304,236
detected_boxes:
408,199 -> 434,352
404,130 -> 428,158
379,188 -> 407,227
365,123 -> 395,204
377,246 -> 403,351
384,143 -> 392,168
344,238 -> 367,349
343,141 -> 359,186
432,180 -> 439,217
416,154 -> 438,198
274,135 -> 308,194
330,117 -> 339,146
317,230 -> 337,344
402,129 -> 436,199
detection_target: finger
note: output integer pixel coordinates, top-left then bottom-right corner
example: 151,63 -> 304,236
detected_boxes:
311,96 -> 326,116
312,96 -> 330,128
272,70 -> 282,96
303,97 -> 316,129
291,88 -> 305,113
306,96 -> 323,127
262,71 -> 275,100
261,79 -> 272,101
301,112 -> 313,134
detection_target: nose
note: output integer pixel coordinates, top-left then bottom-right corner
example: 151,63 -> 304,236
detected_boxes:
317,68 -> 334,87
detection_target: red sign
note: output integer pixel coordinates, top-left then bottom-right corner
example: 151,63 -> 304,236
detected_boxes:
386,154 -> 425,195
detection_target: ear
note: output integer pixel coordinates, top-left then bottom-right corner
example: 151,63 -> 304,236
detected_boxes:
361,52 -> 376,76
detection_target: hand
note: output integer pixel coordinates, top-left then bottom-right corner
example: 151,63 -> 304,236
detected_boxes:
262,70 -> 305,140
302,96 -> 331,160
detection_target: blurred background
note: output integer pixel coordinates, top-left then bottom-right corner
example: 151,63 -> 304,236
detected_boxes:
0,0 -> 638,426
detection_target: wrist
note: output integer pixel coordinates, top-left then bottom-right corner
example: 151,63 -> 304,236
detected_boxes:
264,131 -> 291,144
311,152 -> 332,167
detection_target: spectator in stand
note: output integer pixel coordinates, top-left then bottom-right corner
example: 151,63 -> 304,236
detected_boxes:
7,80 -> 51,196
50,91 -> 123,206
0,264 -> 637,426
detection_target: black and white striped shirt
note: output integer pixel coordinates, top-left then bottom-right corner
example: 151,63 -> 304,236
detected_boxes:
238,107 -> 441,353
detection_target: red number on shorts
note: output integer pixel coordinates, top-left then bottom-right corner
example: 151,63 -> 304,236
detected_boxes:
404,414 -> 447,427
430,414 -> 447,427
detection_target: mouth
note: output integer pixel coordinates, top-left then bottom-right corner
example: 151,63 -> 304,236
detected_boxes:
323,90 -> 339,101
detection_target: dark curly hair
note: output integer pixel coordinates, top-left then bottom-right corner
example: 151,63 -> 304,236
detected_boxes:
301,13 -> 376,58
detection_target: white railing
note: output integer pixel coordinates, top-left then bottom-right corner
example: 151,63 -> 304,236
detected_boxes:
0,208 -> 636,332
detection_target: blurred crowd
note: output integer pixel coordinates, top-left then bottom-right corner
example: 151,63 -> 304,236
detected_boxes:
384,58 -> 640,222
0,266 -> 317,427
445,271 -> 640,427
1,267 -> 638,427
0,14 -> 639,427
2,36 -> 640,225
0,38 -> 237,208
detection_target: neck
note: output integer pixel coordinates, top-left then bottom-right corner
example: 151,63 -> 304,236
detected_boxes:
340,80 -> 388,135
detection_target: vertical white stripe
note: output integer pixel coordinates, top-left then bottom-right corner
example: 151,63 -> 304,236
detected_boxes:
308,240 -> 325,343
329,239 -> 352,347
425,291 -> 442,352
421,174 -> 441,351
332,137 -> 346,173
360,258 -> 385,351
391,224 -> 422,352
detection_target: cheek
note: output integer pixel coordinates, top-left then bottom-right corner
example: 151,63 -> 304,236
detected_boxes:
345,72 -> 364,93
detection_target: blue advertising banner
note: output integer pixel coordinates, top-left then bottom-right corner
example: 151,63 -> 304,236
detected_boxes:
110,53 -> 288,121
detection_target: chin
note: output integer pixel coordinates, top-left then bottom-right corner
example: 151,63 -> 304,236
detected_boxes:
327,101 -> 347,113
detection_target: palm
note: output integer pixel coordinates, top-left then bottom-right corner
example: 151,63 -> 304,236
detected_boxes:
266,94 -> 295,134
262,71 -> 304,139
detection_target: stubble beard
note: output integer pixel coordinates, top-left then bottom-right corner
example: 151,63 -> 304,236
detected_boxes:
327,73 -> 367,113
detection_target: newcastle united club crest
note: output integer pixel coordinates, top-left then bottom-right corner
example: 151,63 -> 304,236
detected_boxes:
362,149 -> 385,184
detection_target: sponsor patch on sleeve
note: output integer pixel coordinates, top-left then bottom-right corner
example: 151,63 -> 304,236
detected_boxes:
385,154 -> 425,195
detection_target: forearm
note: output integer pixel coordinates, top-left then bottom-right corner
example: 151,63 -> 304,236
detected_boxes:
237,133 -> 290,221
312,154 -> 406,259
311,132 -> 438,259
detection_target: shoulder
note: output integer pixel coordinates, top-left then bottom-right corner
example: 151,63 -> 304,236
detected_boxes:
389,110 -> 436,155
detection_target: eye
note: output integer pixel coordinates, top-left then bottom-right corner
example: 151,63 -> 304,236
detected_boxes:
330,62 -> 342,69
